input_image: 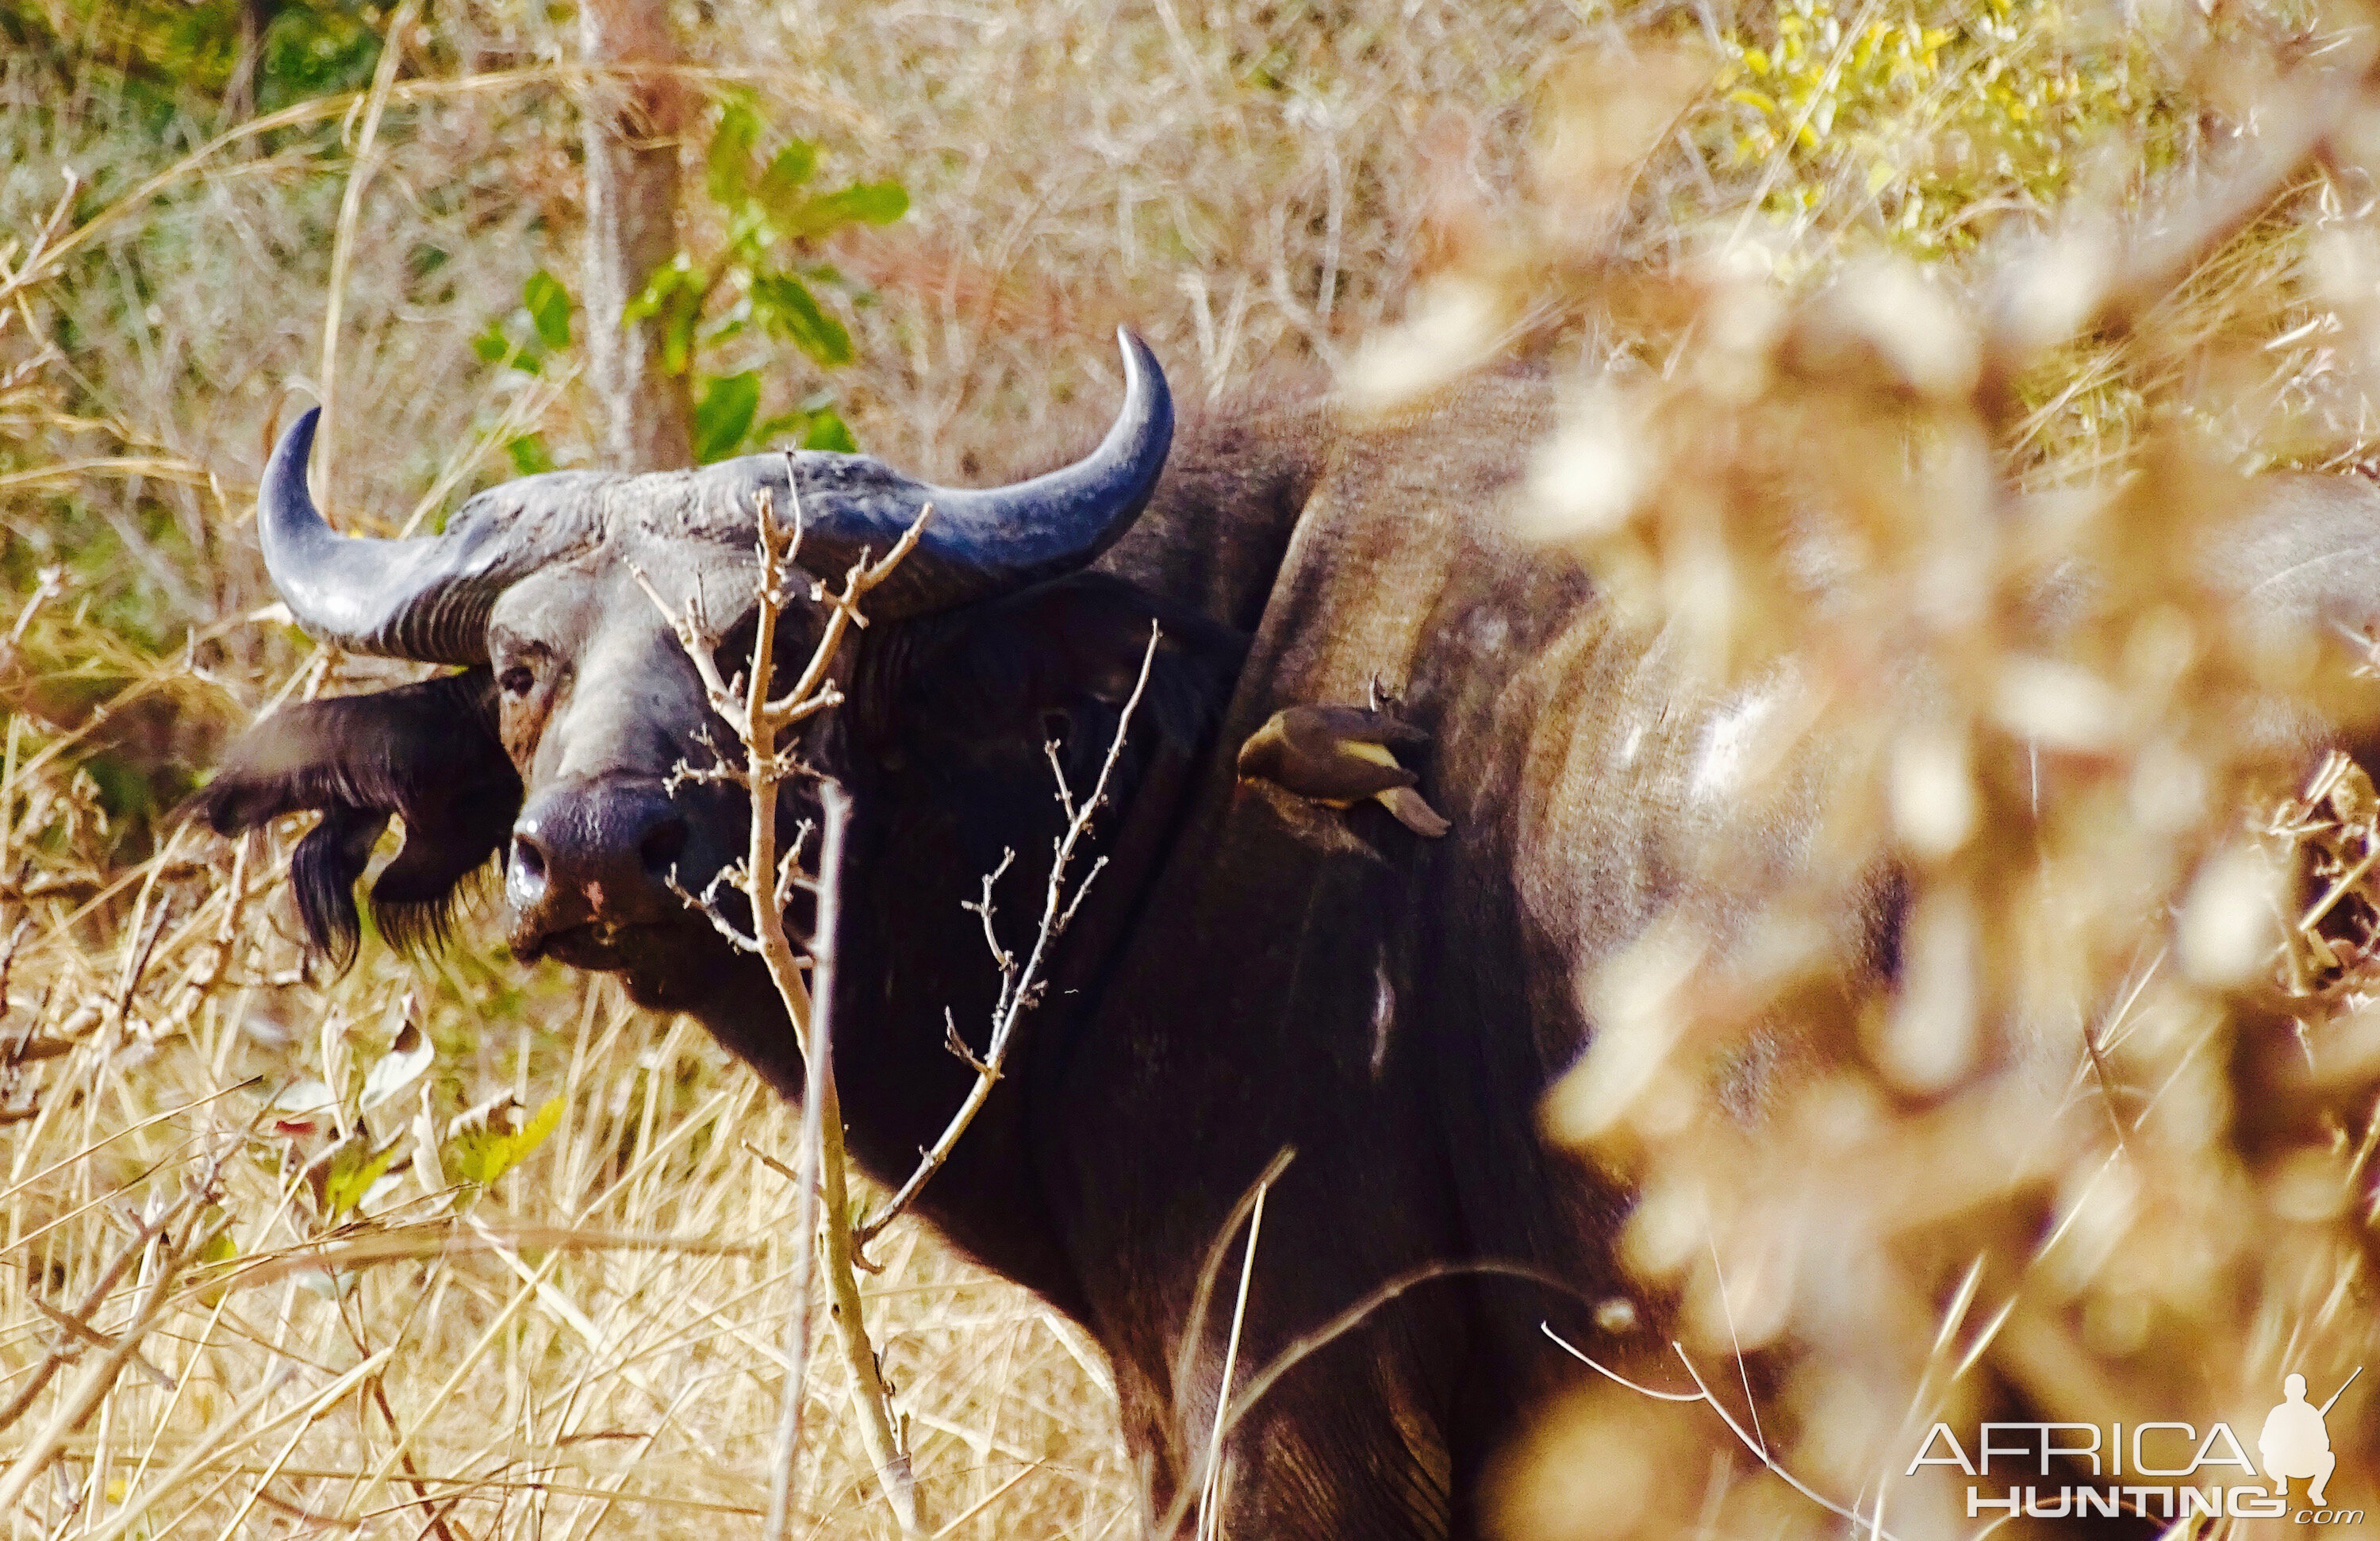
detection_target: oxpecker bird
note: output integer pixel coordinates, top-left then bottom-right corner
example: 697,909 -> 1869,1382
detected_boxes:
1236,703 -> 1451,837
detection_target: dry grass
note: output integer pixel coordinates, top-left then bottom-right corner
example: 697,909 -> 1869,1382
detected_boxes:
7,0 -> 2380,1535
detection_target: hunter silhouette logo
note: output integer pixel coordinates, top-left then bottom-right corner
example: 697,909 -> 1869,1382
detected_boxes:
1908,1366 -> 2363,1523
2262,1370 -> 2358,1511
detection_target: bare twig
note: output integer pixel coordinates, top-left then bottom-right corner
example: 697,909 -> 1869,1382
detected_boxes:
765,855 -> 828,1539
1540,1326 -> 1910,1541
854,624 -> 1161,1251
662,863 -> 763,953
23,1293 -> 175,1390
1198,1174 -> 1268,1541
645,469 -> 927,1537
794,786 -> 921,1534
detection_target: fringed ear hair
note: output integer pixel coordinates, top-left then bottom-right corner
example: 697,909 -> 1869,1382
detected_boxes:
364,789 -> 519,955
287,806 -> 389,969
190,668 -> 522,969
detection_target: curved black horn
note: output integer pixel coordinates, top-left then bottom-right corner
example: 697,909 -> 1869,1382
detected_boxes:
912,328 -> 1173,600
714,329 -> 1174,618
259,407 -> 595,663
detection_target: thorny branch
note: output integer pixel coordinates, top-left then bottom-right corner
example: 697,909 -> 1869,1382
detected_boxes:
640,458 -> 927,1539
853,623 -> 1162,1255
643,469 -> 1158,1531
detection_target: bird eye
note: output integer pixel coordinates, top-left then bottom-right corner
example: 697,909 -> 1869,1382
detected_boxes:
498,664 -> 535,697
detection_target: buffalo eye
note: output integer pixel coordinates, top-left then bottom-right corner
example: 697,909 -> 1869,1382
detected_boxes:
498,663 -> 535,697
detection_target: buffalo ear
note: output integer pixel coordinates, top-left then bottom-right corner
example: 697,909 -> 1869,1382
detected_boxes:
885,571 -> 1245,785
190,667 -> 523,966
286,806 -> 390,968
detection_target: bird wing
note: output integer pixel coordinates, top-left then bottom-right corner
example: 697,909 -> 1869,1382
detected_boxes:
1269,708 -> 1421,800
1287,704 -> 1431,748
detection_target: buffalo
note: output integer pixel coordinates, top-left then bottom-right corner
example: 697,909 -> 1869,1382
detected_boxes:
196,331 -> 2380,1539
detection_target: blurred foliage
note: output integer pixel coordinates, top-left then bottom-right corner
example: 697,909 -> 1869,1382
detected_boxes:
0,0 -> 388,113
470,94 -> 907,472
1631,0 -> 2358,490
1390,13 -> 2380,1531
624,92 -> 908,462
473,266 -> 576,471
1706,0 -> 2195,259
255,2 -> 387,110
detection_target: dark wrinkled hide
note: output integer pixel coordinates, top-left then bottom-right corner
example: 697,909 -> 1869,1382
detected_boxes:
1046,378 -> 1691,1538
198,366 -> 2380,1540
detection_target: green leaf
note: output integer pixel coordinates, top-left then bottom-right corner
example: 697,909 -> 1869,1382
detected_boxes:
755,403 -> 857,452
198,1228 -> 238,1268
194,1220 -> 238,1305
662,289 -> 703,375
258,6 -> 379,112
758,140 -> 820,215
505,434 -> 554,475
802,409 -> 857,453
628,258 -> 708,375
751,272 -> 852,367
787,181 -> 908,237
448,1096 -> 564,1187
471,323 -> 511,365
697,295 -> 754,350
522,268 -> 572,351
623,253 -> 696,326
693,371 -> 762,463
324,1140 -> 401,1217
724,201 -> 774,263
707,98 -> 763,206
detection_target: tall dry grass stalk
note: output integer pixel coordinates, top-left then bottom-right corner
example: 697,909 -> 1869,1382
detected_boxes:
8,0 -> 2380,1535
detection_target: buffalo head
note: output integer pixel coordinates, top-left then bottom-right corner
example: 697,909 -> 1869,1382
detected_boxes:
197,332 -> 1226,1011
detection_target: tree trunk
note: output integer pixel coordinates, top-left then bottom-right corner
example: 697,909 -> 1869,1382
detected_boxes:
225,0 -> 271,121
578,0 -> 693,471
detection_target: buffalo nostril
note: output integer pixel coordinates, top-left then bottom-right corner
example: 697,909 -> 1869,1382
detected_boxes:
512,833 -> 548,888
638,817 -> 688,877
